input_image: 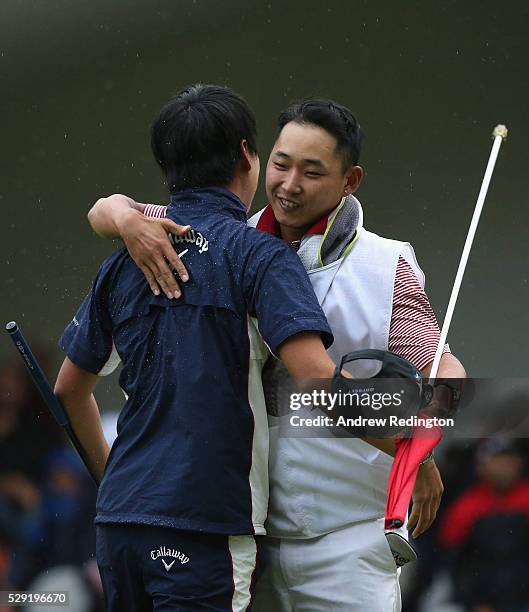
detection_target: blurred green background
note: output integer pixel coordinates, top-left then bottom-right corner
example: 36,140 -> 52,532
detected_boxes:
1,0 -> 528,398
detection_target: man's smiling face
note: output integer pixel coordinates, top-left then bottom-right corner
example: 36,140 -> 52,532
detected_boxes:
265,121 -> 362,242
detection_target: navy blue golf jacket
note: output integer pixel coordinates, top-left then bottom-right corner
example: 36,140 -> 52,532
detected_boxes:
60,187 -> 333,535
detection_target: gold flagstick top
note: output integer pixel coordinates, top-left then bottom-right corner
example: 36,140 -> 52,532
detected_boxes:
493,124 -> 508,140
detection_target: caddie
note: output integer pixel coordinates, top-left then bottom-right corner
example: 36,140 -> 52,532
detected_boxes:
87,97 -> 466,611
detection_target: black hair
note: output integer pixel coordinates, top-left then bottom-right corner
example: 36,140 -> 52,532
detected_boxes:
151,84 -> 258,193
277,98 -> 364,169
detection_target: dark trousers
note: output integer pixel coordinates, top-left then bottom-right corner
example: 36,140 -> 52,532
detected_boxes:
96,524 -> 261,611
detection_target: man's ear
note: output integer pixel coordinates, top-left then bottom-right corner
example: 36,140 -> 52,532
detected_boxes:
343,166 -> 364,195
239,140 -> 253,172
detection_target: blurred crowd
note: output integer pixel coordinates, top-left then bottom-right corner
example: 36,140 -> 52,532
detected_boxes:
403,437 -> 529,612
1,347 -> 529,612
0,351 -> 105,612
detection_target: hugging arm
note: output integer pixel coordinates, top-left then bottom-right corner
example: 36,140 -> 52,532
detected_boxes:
88,194 -> 189,298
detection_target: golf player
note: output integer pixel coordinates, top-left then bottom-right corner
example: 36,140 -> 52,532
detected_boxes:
88,97 -> 466,611
53,84 -> 358,612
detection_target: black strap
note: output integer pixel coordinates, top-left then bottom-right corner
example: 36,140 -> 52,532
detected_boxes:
334,349 -> 433,409
334,349 -> 422,380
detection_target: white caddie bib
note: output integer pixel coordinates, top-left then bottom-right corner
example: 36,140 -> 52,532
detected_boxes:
248,197 -> 425,538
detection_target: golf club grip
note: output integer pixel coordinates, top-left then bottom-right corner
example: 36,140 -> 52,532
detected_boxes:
5,321 -> 100,485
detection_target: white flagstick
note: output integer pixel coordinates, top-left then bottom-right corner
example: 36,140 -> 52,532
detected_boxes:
429,124 -> 508,383
385,127 -> 508,566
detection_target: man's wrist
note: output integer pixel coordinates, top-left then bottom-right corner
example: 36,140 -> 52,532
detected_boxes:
115,206 -> 142,237
419,451 -> 434,467
433,380 -> 462,414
